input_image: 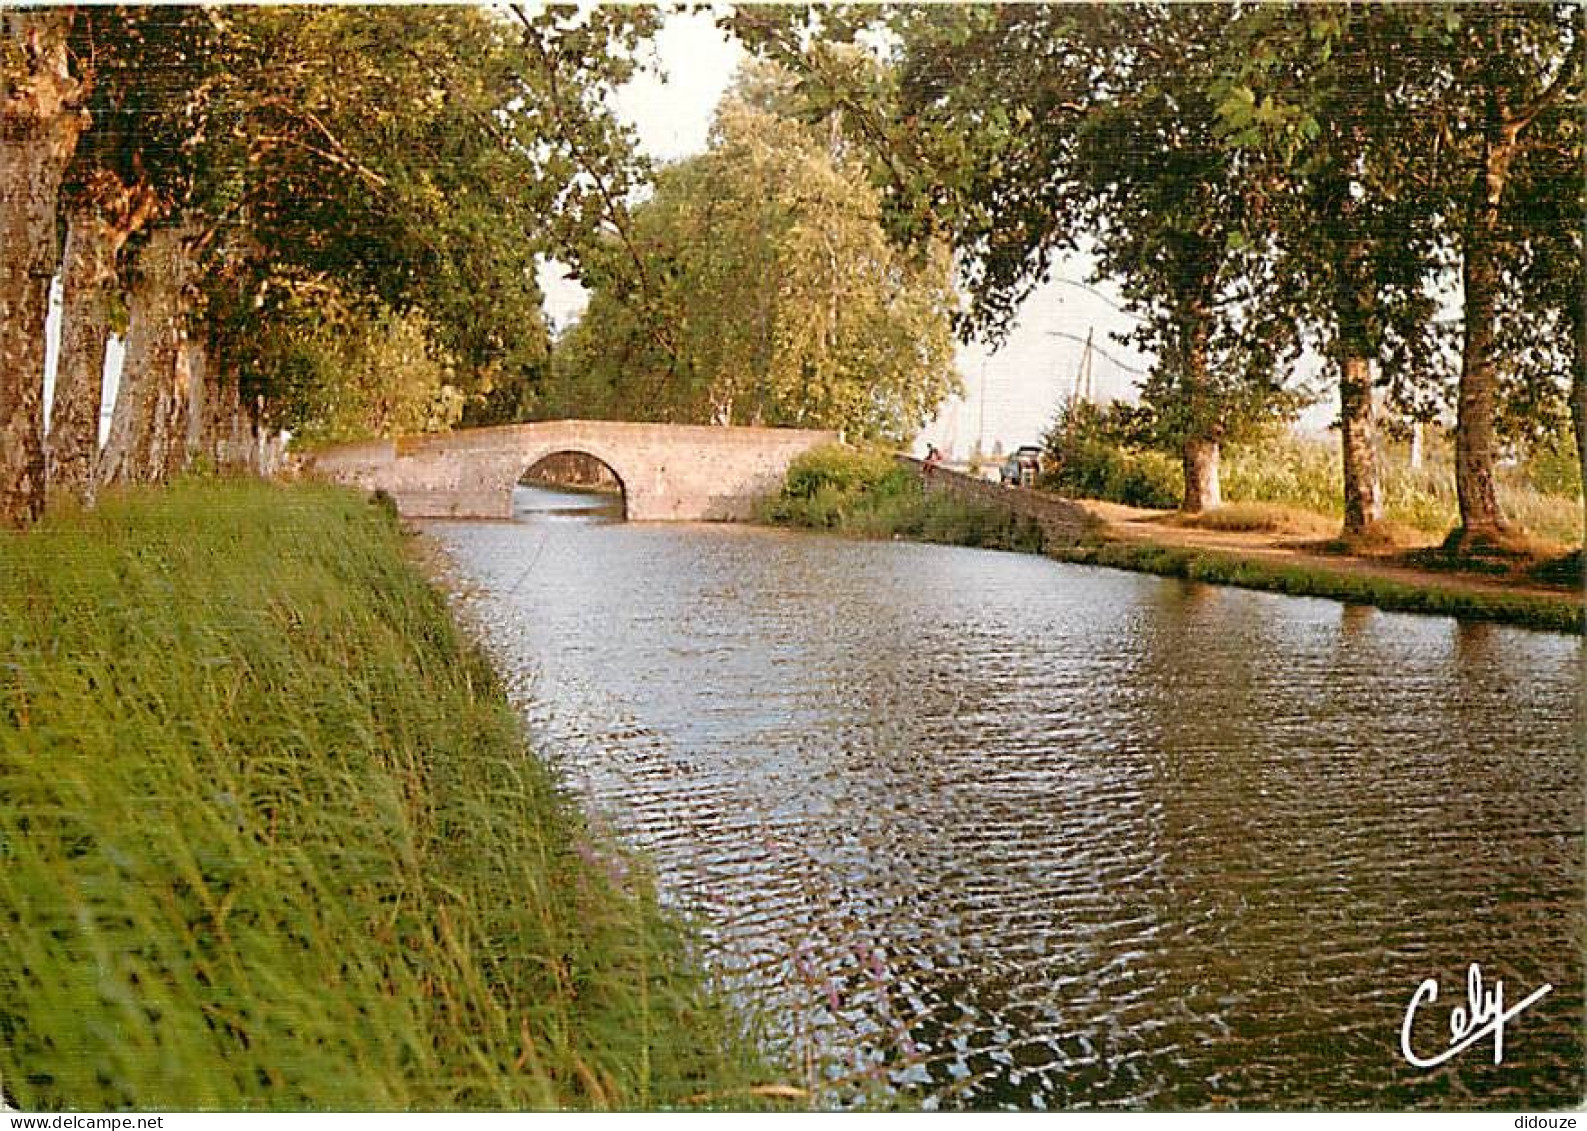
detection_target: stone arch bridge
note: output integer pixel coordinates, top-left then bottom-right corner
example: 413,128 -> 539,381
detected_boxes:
302,420 -> 837,521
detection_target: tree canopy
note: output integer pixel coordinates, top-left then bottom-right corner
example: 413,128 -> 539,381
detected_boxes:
544,74 -> 961,444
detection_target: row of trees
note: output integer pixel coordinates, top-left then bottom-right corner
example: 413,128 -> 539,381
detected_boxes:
0,5 -> 656,528
732,2 -> 1583,548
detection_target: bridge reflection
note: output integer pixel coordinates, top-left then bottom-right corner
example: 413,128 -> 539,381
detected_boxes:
511,483 -> 624,525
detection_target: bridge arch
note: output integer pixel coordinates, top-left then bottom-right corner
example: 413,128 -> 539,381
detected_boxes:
516,448 -> 627,520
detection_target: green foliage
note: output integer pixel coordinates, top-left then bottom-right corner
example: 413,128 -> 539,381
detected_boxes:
1523,430 -> 1585,499
252,293 -> 465,446
1042,403 -> 1184,509
0,481 -> 772,1110
545,88 -> 961,443
761,444 -> 1042,552
780,443 -> 903,503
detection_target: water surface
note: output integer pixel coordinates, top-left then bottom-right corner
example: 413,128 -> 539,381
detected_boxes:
429,487 -> 1584,1110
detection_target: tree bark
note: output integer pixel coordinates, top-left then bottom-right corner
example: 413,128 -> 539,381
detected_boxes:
1454,174 -> 1510,540
1571,258 -> 1586,553
1339,355 -> 1384,536
1332,208 -> 1386,537
98,224 -> 198,486
1178,311 -> 1220,513
1181,437 -> 1221,513
0,11 -> 86,527
1454,106 -> 1527,545
48,178 -> 158,502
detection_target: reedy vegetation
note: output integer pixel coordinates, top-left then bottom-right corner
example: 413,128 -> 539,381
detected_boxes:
1044,401 -> 1583,547
0,481 -> 772,1110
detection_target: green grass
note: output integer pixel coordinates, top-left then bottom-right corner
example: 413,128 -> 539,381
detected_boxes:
1047,540 -> 1583,636
1046,426 -> 1583,547
1221,432 -> 1583,547
759,444 -> 1044,553
0,479 -> 774,1111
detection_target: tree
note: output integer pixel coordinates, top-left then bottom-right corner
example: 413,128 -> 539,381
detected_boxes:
545,88 -> 961,444
1499,82 -> 1585,545
69,5 -> 656,480
46,8 -> 213,501
1212,4 -> 1447,538
1433,4 -> 1582,548
733,4 -> 1306,511
1,10 -> 87,526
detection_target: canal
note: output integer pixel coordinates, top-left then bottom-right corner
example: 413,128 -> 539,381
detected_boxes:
426,485 -> 1584,1111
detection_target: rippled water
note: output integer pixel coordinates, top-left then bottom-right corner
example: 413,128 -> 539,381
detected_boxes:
428,487 -> 1584,1111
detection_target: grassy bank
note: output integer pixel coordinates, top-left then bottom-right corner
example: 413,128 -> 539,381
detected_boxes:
1046,540 -> 1582,636
1044,418 -> 1584,548
0,480 -> 771,1110
758,444 -> 1044,552
759,446 -> 1580,635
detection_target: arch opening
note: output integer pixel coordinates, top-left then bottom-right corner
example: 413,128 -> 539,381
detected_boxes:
515,450 -> 627,523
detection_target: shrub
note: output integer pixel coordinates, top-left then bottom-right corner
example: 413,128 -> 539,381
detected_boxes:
780,444 -> 902,502
1042,437 -> 1184,509
763,444 -> 1043,552
1042,402 -> 1184,509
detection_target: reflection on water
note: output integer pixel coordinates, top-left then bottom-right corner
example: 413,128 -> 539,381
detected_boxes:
430,495 -> 1584,1110
511,483 -> 624,524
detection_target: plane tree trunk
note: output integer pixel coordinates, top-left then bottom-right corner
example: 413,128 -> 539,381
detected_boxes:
0,11 -> 86,526
99,223 -> 200,486
1178,312 -> 1221,514
48,175 -> 158,502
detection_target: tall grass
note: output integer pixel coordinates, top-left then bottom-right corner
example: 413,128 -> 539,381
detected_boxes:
1224,432 -> 1582,545
760,445 -> 1043,552
0,479 -> 770,1111
1047,421 -> 1582,547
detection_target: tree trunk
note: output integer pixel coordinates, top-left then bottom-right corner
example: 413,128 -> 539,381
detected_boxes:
48,180 -> 157,503
99,224 -> 198,486
1339,355 -> 1384,536
1453,124 -> 1519,544
1571,260 -> 1586,553
1332,212 -> 1385,538
207,350 -> 255,472
0,11 -> 86,527
1178,311 -> 1220,513
1181,437 -> 1221,513
48,211 -> 115,501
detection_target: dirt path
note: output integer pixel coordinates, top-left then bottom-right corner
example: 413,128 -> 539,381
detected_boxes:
1075,499 -> 1581,606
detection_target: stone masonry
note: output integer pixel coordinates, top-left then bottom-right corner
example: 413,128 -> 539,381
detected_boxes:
302,419 -> 838,521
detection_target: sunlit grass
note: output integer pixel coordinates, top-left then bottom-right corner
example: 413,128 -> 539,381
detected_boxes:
0,478 -> 775,1111
1170,502 -> 1339,538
